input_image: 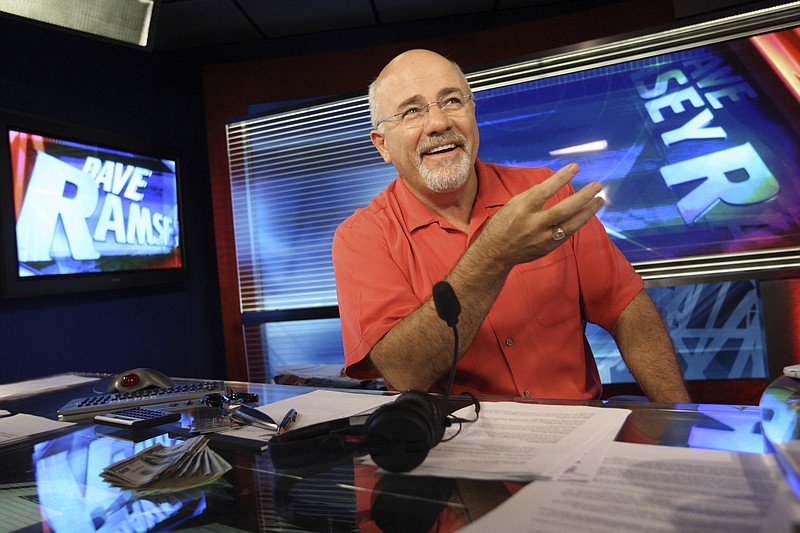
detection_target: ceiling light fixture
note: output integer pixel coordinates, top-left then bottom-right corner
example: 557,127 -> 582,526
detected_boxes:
0,0 -> 156,48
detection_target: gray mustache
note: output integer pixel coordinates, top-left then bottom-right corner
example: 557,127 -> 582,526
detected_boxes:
417,132 -> 467,157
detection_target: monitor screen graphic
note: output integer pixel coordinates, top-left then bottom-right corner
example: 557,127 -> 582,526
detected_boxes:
475,26 -> 800,269
0,111 -> 187,297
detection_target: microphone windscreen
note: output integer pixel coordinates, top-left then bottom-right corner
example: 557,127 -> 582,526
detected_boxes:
432,281 -> 461,327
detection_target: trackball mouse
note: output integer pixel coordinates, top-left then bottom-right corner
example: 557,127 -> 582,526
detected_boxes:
107,368 -> 175,393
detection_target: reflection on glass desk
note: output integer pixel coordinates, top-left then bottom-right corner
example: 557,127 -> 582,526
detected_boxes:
0,377 -> 794,532
761,375 -> 800,502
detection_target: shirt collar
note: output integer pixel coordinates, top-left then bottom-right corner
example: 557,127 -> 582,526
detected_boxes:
474,158 -> 510,209
395,158 -> 510,233
395,176 -> 438,232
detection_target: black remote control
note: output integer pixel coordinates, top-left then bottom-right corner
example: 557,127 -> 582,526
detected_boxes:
94,407 -> 181,429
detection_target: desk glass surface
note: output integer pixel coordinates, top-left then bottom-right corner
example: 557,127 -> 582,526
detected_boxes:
0,378 -> 780,532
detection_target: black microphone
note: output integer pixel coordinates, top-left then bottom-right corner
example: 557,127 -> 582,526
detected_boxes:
432,281 -> 461,423
432,281 -> 461,327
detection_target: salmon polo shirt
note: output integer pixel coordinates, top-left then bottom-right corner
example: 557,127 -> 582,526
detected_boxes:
332,159 -> 643,399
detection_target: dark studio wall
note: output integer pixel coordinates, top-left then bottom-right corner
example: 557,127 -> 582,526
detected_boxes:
0,17 -> 225,383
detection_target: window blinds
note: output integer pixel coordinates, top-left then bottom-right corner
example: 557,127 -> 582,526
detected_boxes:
226,96 -> 396,313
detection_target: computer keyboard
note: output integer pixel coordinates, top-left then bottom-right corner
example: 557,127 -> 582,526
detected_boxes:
57,380 -> 225,419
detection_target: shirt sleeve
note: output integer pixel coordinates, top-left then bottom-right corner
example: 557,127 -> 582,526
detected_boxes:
572,211 -> 644,332
332,212 -> 424,380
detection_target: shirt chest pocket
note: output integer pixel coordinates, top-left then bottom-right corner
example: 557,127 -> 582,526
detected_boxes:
514,246 -> 580,328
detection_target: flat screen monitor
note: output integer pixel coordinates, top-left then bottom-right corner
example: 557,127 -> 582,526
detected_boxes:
0,110 -> 187,298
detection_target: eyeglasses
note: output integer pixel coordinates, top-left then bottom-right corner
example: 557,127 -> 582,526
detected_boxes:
377,93 -> 474,128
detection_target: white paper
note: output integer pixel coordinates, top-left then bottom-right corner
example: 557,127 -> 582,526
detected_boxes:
254,389 -> 397,430
762,484 -> 800,533
362,401 -> 630,481
0,413 -> 75,447
212,423 -> 278,445
556,422 -> 620,481
461,441 -> 788,532
208,390 -> 397,446
0,374 -> 99,401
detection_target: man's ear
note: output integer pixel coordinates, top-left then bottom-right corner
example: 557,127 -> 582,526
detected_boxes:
370,129 -> 392,163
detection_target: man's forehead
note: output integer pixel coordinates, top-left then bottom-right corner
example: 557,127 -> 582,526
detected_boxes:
377,63 -> 466,107
393,86 -> 465,106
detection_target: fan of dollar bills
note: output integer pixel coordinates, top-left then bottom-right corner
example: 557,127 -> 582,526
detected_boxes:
100,436 -> 232,493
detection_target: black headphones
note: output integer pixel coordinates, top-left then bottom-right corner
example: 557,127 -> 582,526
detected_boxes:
269,390 -> 444,473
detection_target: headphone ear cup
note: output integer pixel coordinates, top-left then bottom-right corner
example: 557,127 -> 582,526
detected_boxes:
402,391 -> 445,445
364,391 -> 444,473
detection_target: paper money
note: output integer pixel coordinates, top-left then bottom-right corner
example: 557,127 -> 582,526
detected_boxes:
100,436 -> 232,493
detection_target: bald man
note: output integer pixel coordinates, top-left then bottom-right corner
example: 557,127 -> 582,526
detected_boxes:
332,49 -> 690,403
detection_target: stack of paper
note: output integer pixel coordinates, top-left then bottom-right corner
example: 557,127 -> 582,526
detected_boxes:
362,402 -> 631,482
100,435 -> 231,493
0,414 -> 75,448
0,374 -> 99,401
254,389 -> 398,430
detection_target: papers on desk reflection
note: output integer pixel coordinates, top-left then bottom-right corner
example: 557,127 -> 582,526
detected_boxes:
360,401 -> 631,482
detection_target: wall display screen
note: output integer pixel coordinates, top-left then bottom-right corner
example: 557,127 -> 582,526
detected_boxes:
474,25 -> 800,280
0,110 -> 187,297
